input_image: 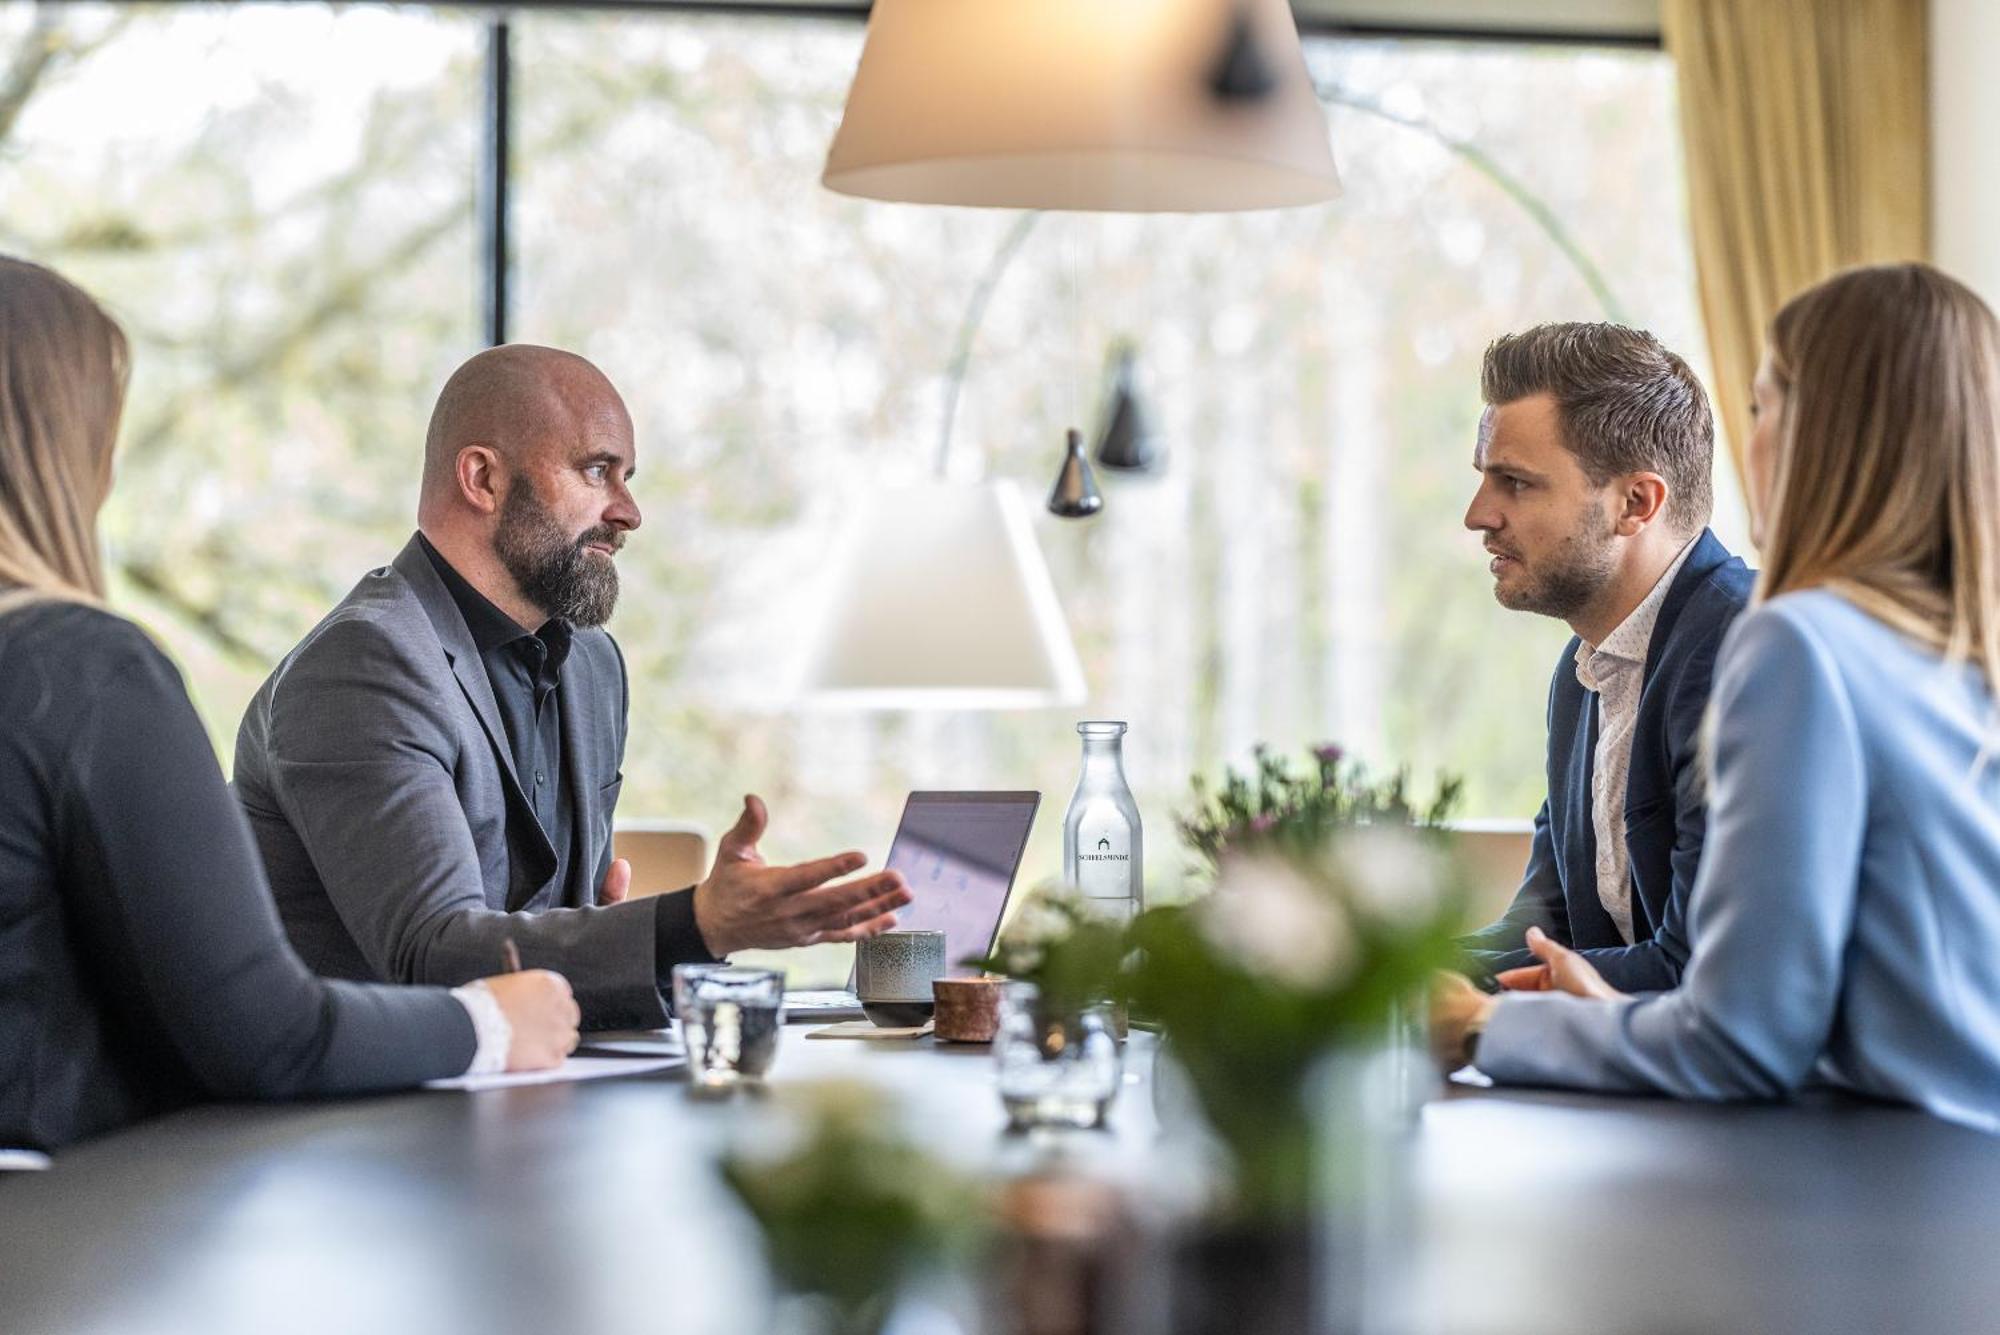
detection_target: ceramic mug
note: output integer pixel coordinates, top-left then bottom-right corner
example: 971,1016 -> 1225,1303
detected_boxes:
854,930 -> 947,1028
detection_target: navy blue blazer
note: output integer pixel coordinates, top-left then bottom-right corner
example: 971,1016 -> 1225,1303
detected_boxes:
1461,529 -> 1754,992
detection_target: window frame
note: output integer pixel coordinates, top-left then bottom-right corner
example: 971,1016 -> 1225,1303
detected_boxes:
470,0 -> 1661,344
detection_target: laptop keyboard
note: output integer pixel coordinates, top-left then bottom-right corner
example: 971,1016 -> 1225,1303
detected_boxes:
785,988 -> 859,1010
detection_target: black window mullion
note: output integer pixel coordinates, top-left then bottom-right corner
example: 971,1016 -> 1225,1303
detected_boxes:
479,15 -> 512,347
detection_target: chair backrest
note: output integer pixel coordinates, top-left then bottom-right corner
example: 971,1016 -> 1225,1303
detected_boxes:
1444,821 -> 1536,925
613,821 -> 710,900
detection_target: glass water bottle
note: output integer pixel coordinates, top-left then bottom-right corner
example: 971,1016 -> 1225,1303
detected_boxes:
1062,721 -> 1143,922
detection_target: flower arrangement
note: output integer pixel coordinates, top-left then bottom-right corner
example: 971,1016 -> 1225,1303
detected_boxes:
1178,743 -> 1464,878
1126,745 -> 1470,1220
720,1082 -> 988,1335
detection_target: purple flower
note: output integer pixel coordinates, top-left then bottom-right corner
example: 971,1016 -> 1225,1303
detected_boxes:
1250,813 -> 1279,834
1312,744 -> 1345,766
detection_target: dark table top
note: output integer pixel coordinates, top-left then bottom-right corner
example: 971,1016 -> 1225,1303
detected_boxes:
4,1030 -> 1997,1335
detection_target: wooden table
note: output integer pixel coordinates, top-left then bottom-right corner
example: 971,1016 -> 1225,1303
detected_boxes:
4,1030 -> 1996,1335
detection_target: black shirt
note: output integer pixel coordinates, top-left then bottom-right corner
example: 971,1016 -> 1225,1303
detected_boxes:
414,539 -> 716,979
419,536 -> 576,891
0,601 -> 474,1151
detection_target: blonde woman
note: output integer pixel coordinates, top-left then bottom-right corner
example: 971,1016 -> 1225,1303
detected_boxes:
0,256 -> 579,1153
1434,264 -> 2000,1134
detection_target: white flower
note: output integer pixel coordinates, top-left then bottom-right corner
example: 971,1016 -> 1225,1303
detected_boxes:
1337,825 -> 1446,926
1197,855 -> 1356,990
1001,893 -> 1072,948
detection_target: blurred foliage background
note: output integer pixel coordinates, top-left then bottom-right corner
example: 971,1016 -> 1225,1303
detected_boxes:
0,4 -> 1740,930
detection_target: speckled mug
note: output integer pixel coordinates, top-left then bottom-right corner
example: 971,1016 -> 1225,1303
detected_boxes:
855,930 -> 946,1028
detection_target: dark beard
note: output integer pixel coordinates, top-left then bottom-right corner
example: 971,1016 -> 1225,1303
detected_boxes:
1495,512 -> 1618,622
494,477 -> 622,628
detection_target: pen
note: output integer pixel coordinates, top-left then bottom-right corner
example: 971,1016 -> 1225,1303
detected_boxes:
501,938 -> 522,974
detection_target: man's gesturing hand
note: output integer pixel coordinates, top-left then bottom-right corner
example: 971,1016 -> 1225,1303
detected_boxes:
599,857 -> 632,905
692,795 -> 912,957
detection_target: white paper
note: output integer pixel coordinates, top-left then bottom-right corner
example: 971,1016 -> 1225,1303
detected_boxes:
806,1020 -> 933,1040
575,1030 -> 685,1058
423,1054 -> 682,1091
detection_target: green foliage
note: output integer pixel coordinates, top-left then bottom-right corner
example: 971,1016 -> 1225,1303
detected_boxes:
719,1083 -> 987,1335
1125,746 -> 1472,1218
1178,742 -> 1465,877
964,748 -> 1473,1221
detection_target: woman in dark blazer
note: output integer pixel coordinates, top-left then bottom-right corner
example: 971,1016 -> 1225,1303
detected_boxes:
0,256 -> 580,1153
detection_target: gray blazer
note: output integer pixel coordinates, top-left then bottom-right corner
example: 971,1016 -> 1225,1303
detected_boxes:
234,535 -> 680,1029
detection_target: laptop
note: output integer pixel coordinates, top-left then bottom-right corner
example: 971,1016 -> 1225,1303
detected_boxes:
784,790 -> 1041,1022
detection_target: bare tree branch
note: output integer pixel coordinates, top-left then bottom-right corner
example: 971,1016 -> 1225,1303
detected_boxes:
120,198 -> 469,462
118,557 -> 270,665
0,6 -> 136,147
0,7 -> 64,144
44,60 -> 451,259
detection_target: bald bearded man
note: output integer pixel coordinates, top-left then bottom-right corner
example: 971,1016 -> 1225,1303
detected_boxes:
233,346 -> 910,1029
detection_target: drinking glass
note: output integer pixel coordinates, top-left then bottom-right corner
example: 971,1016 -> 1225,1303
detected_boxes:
670,961 -> 728,1059
994,982 -> 1122,1129
681,966 -> 785,1093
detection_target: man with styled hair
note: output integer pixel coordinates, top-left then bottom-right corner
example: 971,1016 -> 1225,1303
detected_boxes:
1458,322 -> 1753,994
234,345 -> 911,1030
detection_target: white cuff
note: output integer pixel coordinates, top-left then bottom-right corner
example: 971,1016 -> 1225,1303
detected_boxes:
451,980 -> 513,1076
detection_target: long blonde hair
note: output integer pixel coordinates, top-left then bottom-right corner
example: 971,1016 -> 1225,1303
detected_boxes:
1760,263 -> 2000,682
0,256 -> 130,617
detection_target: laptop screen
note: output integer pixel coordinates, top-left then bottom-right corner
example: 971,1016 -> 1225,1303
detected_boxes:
874,791 -> 1039,980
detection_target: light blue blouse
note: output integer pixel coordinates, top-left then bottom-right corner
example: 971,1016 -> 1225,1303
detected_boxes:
1480,589 -> 2000,1134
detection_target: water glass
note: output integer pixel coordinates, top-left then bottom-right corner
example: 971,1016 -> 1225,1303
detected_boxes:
994,982 -> 1122,1130
681,966 -> 785,1093
670,961 -> 728,1058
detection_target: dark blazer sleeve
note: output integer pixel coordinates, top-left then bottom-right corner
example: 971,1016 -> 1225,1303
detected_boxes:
61,626 -> 475,1097
261,615 -> 669,1028
1457,798 -> 1567,980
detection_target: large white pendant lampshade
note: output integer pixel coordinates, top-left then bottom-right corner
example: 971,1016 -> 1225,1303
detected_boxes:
822,0 -> 1341,212
799,480 -> 1087,710
804,0 -> 1340,711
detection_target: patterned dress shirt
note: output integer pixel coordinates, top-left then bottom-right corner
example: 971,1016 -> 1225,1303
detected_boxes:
1571,537 -> 1698,944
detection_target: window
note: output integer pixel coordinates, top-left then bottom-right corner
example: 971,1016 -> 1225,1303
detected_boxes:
0,2 -> 481,752
10,5 -> 1734,916
509,12 -> 1736,891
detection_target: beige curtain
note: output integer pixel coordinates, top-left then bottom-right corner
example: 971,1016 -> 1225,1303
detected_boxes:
1664,0 -> 1930,488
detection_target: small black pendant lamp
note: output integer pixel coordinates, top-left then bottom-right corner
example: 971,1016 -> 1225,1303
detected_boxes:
1047,428 -> 1105,519
1209,3 -> 1278,102
1093,345 -> 1162,474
